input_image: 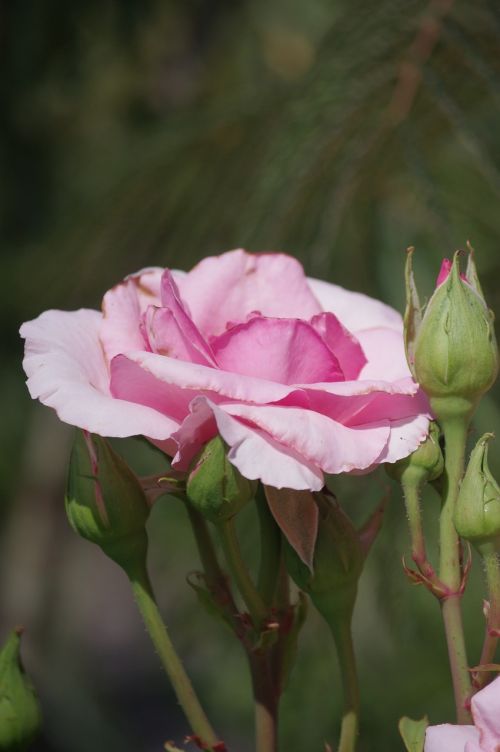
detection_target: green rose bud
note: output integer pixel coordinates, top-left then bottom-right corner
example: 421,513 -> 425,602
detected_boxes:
65,431 -> 149,571
285,492 -> 364,621
0,630 -> 42,751
386,422 -> 444,488
406,250 -> 498,423
186,436 -> 256,524
454,433 -> 500,551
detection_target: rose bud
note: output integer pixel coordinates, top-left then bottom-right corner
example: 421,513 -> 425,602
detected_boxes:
65,430 -> 149,572
386,421 -> 444,487
284,492 -> 364,622
0,630 -> 42,751
406,250 -> 498,423
454,433 -> 500,551
186,436 -> 256,524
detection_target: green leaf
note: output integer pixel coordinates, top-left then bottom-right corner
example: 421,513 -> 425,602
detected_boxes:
398,715 -> 428,752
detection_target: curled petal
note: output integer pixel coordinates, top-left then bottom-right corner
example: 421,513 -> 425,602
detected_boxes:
20,309 -> 178,439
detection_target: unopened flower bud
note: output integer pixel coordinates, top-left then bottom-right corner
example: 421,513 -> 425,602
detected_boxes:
65,431 -> 149,571
285,492 -> 364,620
406,250 -> 498,422
0,630 -> 42,751
386,422 -> 444,488
186,436 -> 256,524
454,433 -> 500,551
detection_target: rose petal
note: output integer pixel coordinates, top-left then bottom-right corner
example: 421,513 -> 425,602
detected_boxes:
173,397 -> 324,491
424,724 -> 479,752
220,402 -> 391,474
471,675 -> 500,750
111,350 -> 303,405
264,486 -> 319,569
177,249 -> 322,336
100,268 -> 163,362
160,270 -> 217,365
309,312 -> 367,380
307,277 -> 403,333
143,306 -> 214,366
355,327 -> 412,381
20,309 -> 178,439
211,316 -> 344,385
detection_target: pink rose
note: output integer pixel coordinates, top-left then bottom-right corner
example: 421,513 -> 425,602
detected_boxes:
20,249 -> 429,490
425,676 -> 500,751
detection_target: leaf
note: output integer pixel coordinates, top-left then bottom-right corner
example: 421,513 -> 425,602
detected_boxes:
398,715 -> 428,752
264,487 -> 319,571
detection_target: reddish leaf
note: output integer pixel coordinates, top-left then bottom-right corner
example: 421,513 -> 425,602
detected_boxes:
264,486 -> 319,571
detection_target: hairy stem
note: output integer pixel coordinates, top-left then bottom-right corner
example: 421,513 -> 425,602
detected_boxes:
129,562 -> 220,750
439,418 -> 472,723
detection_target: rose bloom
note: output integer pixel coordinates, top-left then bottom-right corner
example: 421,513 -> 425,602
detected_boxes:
20,250 -> 429,490
425,675 -> 500,751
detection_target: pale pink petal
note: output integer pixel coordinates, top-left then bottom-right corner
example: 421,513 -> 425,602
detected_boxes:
100,268 -> 163,362
20,310 -> 178,439
425,724 -> 479,752
143,306 -> 214,366
264,486 -> 318,569
309,312 -> 367,379
471,675 -> 500,750
370,414 -> 430,465
177,249 -> 322,336
307,277 -> 403,333
211,317 -> 343,385
111,351 -> 302,405
221,403 -> 391,474
172,397 -> 324,491
355,327 -> 412,381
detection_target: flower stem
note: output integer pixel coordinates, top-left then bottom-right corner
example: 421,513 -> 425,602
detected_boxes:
402,482 -> 431,574
128,561 -> 220,750
439,418 -> 472,723
217,517 -> 268,629
249,651 -> 279,752
328,616 -> 359,752
256,489 -> 282,608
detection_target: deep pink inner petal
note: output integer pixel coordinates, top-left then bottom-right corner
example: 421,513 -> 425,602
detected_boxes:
143,305 -> 214,366
211,316 -> 344,385
160,270 -> 217,365
176,249 -> 322,337
309,312 -> 367,380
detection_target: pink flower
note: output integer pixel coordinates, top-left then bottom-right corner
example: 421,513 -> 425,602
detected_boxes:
425,676 -> 500,751
20,249 -> 429,491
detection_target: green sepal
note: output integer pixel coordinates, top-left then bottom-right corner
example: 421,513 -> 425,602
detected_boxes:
398,715 -> 428,752
454,433 -> 500,550
0,631 -> 42,751
65,431 -> 150,572
284,492 -> 364,623
186,436 -> 256,524
404,247 -> 422,378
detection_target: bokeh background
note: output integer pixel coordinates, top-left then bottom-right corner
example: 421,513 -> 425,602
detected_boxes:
2,0 -> 500,749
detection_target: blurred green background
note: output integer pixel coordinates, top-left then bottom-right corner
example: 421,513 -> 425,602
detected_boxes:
2,0 -> 500,749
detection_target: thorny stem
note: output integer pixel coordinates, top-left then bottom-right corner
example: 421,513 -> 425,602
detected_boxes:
475,545 -> 500,690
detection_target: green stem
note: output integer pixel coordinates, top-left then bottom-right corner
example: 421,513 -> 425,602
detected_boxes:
217,517 -> 268,629
439,418 -> 472,723
128,561 -> 220,750
402,482 -> 432,575
186,504 -> 226,589
328,616 -> 359,752
256,489 -> 282,607
249,651 -> 279,752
